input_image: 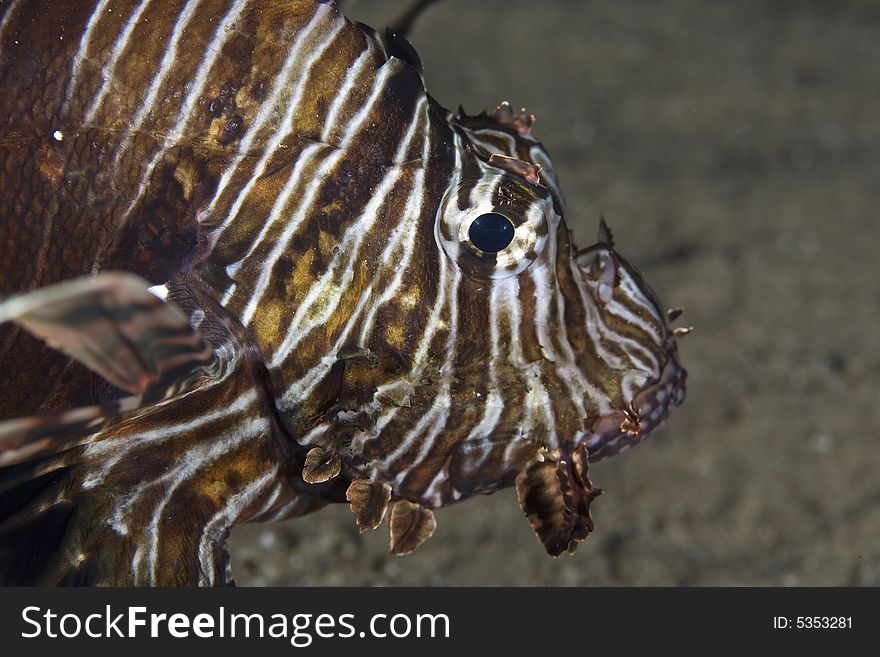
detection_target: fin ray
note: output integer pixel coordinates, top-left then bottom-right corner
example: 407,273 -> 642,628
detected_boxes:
0,272 -> 217,396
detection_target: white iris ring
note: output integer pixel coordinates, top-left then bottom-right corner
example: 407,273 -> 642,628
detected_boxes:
436,174 -> 548,279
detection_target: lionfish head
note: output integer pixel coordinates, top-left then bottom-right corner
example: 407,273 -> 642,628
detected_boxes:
322,100 -> 687,555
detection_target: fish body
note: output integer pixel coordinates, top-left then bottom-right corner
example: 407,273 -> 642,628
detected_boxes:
0,0 -> 686,585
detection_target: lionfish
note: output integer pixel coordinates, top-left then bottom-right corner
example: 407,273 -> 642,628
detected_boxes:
0,0 -> 687,585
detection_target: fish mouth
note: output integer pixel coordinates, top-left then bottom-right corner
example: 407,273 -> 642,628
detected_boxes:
581,339 -> 687,462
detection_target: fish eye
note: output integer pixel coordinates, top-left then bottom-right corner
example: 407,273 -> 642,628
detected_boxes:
435,174 -> 550,280
468,213 -> 515,253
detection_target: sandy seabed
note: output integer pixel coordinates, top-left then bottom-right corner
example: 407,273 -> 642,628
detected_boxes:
230,0 -> 880,586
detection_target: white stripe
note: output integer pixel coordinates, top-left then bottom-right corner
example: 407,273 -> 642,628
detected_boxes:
112,0 -> 202,168
532,252 -> 607,417
501,434 -> 529,470
195,466 -> 279,585
244,481 -> 286,524
455,441 -> 498,484
82,0 -> 154,124
109,0 -> 250,253
321,42 -> 378,139
530,145 -> 564,209
281,108 -> 431,405
219,46 -> 375,283
247,71 -> 420,337
609,268 -> 664,343
221,139 -> 322,292
499,276 -> 525,364
0,0 -> 23,62
264,94 -> 427,357
63,0 -> 112,114
463,391 -> 504,444
412,265 -> 463,499
378,258 -> 458,477
530,367 -> 557,440
231,57 -> 401,324
461,172 -> 506,443
546,228 -> 610,412
441,267 -> 462,375
370,224 -> 454,436
357,108 -> 432,346
202,4 -> 340,234
260,493 -> 316,524
497,273 -> 563,444
363,128 -> 466,437
465,127 -> 518,158
172,0 -> 250,142
139,416 -> 269,583
571,257 -> 659,376
422,468 -> 448,506
464,280 -> 504,442
571,259 -> 626,368
82,388 -> 259,488
299,422 -> 330,446
387,393 -> 450,482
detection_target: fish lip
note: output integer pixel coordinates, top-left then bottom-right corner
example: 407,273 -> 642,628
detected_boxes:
578,341 -> 687,463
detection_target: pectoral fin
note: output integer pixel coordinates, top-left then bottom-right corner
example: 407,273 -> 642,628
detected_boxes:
0,272 -> 217,397
0,273 -> 222,467
0,397 -> 143,467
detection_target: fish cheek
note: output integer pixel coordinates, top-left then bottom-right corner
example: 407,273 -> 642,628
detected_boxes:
448,435 -> 540,497
336,357 -> 382,412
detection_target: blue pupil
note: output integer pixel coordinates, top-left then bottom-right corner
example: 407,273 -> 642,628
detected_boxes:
468,213 -> 515,253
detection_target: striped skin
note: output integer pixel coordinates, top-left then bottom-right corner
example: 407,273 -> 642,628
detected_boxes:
0,0 -> 685,583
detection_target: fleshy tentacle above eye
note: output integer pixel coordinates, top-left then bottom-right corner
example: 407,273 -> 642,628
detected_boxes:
488,153 -> 543,187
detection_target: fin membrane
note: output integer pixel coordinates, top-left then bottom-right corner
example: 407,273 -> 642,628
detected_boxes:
0,272 -> 220,466
0,272 -> 216,396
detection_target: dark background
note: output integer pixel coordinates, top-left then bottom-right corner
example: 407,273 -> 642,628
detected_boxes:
230,0 -> 880,585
